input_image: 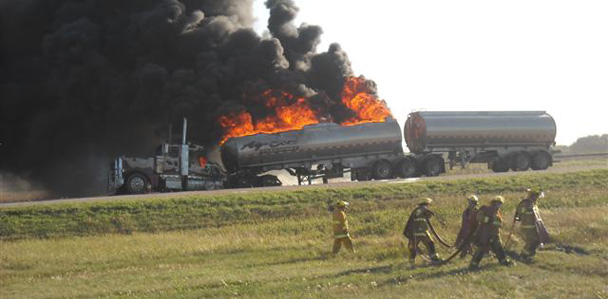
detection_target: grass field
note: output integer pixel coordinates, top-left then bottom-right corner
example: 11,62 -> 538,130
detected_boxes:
1,169 -> 607,298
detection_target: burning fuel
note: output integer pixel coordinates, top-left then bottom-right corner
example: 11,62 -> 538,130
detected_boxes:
219,76 -> 393,144
340,76 -> 393,126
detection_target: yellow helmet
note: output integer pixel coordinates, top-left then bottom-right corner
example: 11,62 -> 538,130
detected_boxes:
467,195 -> 479,203
420,198 -> 433,205
336,200 -> 350,208
491,196 -> 505,204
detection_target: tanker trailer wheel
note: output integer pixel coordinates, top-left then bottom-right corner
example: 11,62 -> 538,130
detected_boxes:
422,156 -> 443,177
511,153 -> 531,171
372,160 -> 393,180
396,158 -> 418,178
125,173 -> 149,194
531,152 -> 551,170
491,158 -> 510,173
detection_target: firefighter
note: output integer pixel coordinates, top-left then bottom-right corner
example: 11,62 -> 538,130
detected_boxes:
332,200 -> 355,254
469,196 -> 514,270
514,188 -> 548,263
455,195 -> 479,258
403,198 -> 441,267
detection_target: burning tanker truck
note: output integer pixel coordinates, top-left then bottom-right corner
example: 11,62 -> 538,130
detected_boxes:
108,111 -> 556,194
221,111 -> 557,187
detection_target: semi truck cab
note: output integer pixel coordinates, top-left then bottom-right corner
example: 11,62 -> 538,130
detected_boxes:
108,119 -> 226,194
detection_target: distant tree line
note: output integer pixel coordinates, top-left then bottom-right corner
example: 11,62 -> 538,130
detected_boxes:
556,134 -> 608,154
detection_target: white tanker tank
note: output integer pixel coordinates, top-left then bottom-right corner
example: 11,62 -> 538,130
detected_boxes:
404,111 -> 557,172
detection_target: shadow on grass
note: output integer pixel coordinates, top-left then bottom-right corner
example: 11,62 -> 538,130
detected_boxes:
335,265 -> 395,277
255,255 -> 328,267
505,243 -> 590,263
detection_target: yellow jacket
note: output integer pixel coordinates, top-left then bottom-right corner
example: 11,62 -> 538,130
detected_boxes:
333,210 -> 349,238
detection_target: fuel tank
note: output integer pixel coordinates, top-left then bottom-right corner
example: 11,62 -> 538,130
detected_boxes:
221,120 -> 403,173
404,111 -> 557,153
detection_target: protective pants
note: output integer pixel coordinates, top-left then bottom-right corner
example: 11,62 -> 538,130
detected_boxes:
333,236 -> 354,254
520,227 -> 540,259
459,240 -> 474,258
470,237 -> 508,267
408,235 -> 439,263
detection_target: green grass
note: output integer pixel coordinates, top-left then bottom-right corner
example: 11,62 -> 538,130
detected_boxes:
1,169 -> 607,298
1,169 -> 607,240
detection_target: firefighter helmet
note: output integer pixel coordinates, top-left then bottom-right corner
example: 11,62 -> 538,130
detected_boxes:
467,195 -> 479,203
336,200 -> 350,208
420,198 -> 433,205
491,196 -> 505,204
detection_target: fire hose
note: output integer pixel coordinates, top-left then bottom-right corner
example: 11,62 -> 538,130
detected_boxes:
503,218 -> 517,250
410,233 -> 463,266
437,232 -> 472,265
405,213 -> 456,264
408,219 -> 455,265
439,219 -> 517,266
426,219 -> 477,266
411,235 -> 434,263
427,218 -> 454,249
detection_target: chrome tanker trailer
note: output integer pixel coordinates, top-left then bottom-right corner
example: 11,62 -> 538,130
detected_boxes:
404,111 -> 557,173
221,111 -> 557,186
220,118 -> 445,186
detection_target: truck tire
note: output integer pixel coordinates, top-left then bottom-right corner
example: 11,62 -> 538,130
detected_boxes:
373,160 -> 393,180
531,152 -> 551,170
511,153 -> 531,171
237,176 -> 254,188
422,156 -> 443,177
125,173 -> 149,194
491,158 -> 510,172
355,168 -> 371,181
396,158 -> 417,178
259,175 -> 282,187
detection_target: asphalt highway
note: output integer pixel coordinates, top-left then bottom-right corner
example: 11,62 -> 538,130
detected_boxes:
1,164 -> 605,208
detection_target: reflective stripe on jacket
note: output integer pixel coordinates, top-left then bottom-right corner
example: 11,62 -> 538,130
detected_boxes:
516,199 -> 539,227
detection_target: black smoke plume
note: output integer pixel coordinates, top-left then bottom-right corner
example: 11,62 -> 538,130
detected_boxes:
0,0 -> 373,197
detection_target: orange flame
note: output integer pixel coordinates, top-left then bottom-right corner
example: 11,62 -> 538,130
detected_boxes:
340,76 -> 392,126
198,156 -> 208,168
218,76 -> 392,144
219,90 -> 319,144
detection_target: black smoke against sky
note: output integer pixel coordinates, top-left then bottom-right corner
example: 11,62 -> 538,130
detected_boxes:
0,0 -> 375,197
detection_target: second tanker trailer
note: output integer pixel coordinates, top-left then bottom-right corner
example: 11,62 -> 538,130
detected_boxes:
220,111 -> 557,186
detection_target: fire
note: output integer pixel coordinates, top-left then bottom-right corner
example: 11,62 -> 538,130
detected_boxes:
340,76 -> 393,126
198,156 -> 208,168
218,76 -> 393,144
218,90 -> 319,144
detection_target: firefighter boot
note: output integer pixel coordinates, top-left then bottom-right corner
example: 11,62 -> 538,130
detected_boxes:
468,260 -> 481,271
428,243 -> 442,264
520,253 -> 534,264
499,258 -> 515,267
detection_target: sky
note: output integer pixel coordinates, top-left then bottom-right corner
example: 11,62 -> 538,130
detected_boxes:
253,0 -> 608,146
